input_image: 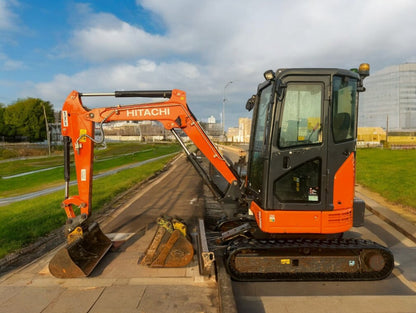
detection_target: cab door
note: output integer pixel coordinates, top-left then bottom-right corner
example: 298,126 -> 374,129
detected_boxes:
266,75 -> 331,211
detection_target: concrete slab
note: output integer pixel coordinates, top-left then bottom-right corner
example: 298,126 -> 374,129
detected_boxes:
137,285 -> 219,313
0,286 -> 63,313
88,285 -> 146,313
42,288 -> 105,313
0,286 -> 21,305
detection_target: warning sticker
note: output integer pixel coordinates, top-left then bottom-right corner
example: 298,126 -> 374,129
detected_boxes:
308,187 -> 319,202
62,111 -> 68,127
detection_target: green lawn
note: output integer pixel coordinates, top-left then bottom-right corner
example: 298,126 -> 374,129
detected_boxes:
356,149 -> 416,209
0,142 -> 165,177
0,143 -> 179,197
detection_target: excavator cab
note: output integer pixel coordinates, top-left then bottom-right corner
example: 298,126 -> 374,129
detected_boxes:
246,66 -> 368,234
223,64 -> 393,281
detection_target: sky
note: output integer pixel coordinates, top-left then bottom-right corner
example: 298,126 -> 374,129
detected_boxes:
1,0 -> 416,129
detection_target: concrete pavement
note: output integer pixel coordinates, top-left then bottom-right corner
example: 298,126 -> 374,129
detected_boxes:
0,224 -> 219,313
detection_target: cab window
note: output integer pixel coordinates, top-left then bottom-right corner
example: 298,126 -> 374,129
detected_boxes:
332,76 -> 357,142
278,83 -> 323,148
247,84 -> 272,193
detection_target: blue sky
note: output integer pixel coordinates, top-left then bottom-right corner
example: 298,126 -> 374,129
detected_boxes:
1,0 -> 416,128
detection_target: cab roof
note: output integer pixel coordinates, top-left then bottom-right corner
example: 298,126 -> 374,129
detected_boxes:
275,68 -> 360,80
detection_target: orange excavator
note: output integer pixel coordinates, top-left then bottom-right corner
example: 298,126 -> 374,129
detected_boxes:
49,64 -> 394,281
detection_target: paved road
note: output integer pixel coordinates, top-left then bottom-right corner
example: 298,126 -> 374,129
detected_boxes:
0,155 -> 220,313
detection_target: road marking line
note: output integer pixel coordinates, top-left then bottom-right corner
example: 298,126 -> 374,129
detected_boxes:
393,268 -> 416,292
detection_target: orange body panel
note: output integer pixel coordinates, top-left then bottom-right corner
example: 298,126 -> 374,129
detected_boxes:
61,90 -> 238,219
249,201 -> 321,233
333,152 -> 355,211
249,153 -> 356,234
249,201 -> 352,234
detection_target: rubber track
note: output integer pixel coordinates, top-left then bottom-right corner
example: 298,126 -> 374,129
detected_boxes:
224,237 -> 394,281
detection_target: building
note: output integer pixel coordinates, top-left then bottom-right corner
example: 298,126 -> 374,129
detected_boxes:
359,63 -> 416,130
102,121 -> 173,142
200,116 -> 223,140
207,115 -> 216,124
238,117 -> 252,143
227,127 -> 239,142
226,117 -> 252,142
357,127 -> 386,147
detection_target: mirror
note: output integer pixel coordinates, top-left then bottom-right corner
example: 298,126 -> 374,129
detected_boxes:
245,95 -> 257,111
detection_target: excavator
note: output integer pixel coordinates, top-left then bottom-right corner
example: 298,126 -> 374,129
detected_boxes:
49,63 -> 394,281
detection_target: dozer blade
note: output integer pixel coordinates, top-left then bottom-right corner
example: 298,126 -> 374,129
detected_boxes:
49,222 -> 112,278
142,223 -> 194,268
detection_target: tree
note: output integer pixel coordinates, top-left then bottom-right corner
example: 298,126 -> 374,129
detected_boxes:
0,103 -> 7,141
2,98 -> 55,142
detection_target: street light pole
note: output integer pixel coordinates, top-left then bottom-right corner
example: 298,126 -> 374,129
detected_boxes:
222,81 -> 233,141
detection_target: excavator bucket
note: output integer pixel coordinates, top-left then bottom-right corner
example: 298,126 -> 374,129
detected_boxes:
49,221 -> 112,278
141,216 -> 194,268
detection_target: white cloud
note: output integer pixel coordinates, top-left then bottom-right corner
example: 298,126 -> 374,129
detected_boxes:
60,0 -> 416,70
2,58 -> 24,70
67,14 -> 168,62
0,0 -> 18,30
0,52 -> 24,71
29,0 -> 416,126
32,59 -> 205,104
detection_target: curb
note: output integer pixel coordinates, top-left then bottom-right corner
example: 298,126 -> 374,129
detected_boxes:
356,190 -> 416,244
216,253 -> 238,313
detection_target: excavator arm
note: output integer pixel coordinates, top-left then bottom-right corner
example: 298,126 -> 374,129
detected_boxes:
61,89 -> 240,220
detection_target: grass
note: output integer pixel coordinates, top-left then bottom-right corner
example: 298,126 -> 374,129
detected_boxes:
356,148 -> 416,209
0,143 -> 180,197
0,154 -> 175,259
0,142 -> 163,177
0,155 -> 63,177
